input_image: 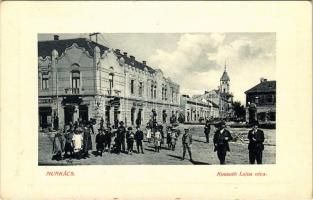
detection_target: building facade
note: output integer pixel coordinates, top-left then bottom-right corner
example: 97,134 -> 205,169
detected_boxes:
38,36 -> 180,130
180,95 -> 219,123
245,78 -> 276,123
192,67 -> 234,119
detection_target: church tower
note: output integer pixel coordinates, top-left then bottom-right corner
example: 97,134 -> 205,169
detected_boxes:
220,62 -> 230,94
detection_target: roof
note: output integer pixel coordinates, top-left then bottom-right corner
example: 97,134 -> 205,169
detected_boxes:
220,70 -> 230,81
38,38 -> 109,59
38,38 -> 156,74
245,80 -> 276,94
114,50 -> 155,74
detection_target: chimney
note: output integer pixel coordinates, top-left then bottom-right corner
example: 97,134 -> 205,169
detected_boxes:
130,55 -> 135,60
143,61 -> 146,65
53,35 -> 59,40
260,78 -> 267,83
115,49 -> 120,54
123,52 -> 128,57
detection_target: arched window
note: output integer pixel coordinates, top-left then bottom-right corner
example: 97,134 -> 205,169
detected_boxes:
71,70 -> 80,94
139,81 -> 143,97
109,73 -> 114,95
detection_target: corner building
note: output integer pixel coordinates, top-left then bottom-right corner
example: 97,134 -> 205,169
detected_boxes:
38,37 -> 180,130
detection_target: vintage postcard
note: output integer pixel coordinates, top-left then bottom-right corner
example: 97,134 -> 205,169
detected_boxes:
1,1 -> 311,200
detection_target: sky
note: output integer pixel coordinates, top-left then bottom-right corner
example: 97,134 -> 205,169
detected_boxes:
38,33 -> 276,103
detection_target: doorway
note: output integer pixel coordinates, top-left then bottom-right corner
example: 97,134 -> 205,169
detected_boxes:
79,105 -> 89,123
64,105 -> 75,125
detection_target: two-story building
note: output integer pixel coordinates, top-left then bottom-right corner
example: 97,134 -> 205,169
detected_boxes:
38,35 -> 180,130
180,95 -> 219,123
245,78 -> 276,123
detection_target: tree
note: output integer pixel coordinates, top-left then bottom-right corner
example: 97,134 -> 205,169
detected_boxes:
232,101 -> 246,121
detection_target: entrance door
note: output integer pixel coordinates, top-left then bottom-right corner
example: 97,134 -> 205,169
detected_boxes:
79,105 -> 89,123
39,107 -> 52,128
113,107 -> 119,128
64,106 -> 74,125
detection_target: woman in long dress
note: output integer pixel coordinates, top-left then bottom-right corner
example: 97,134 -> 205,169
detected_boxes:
52,130 -> 64,161
146,122 -> 152,143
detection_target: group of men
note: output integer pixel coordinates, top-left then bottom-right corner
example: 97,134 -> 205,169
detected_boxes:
203,121 -> 265,164
95,121 -> 145,156
52,117 -> 265,165
52,121 -> 93,160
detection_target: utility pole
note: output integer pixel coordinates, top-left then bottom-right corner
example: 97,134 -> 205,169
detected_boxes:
89,32 -> 100,43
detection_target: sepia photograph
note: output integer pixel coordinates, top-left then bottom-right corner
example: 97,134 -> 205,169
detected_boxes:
38,33 -> 276,165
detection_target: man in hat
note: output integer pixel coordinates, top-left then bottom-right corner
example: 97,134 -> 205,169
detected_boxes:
170,126 -> 178,151
213,121 -> 233,164
248,122 -> 265,164
181,127 -> 193,161
116,121 -> 126,154
104,127 -> 113,153
135,126 -> 144,154
204,121 -> 211,143
95,127 -> 106,156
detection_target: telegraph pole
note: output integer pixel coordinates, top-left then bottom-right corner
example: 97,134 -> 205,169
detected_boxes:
89,32 -> 100,43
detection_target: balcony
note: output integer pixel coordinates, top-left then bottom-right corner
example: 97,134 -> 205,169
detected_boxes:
64,88 -> 80,95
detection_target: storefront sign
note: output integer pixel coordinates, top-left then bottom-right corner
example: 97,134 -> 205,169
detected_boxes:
39,98 -> 53,104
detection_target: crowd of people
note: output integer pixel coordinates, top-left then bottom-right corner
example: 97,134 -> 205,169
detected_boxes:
51,117 -> 265,165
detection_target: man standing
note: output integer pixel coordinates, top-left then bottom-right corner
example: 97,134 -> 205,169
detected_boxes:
248,122 -> 265,164
181,128 -> 193,161
116,121 -> 126,154
95,128 -> 106,156
213,121 -> 233,165
135,126 -> 144,154
126,127 -> 135,155
104,127 -> 112,153
204,122 -> 211,143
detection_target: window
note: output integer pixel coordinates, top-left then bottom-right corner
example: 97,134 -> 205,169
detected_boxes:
139,82 -> 143,97
130,80 -> 134,94
164,88 -> 167,100
41,73 -> 49,90
109,73 -> 114,95
154,85 -> 157,99
151,84 -> 154,99
72,71 -> 80,94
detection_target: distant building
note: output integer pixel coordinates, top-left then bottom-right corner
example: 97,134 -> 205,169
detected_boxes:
192,66 -> 234,118
245,78 -> 276,123
38,35 -> 180,130
180,95 -> 219,123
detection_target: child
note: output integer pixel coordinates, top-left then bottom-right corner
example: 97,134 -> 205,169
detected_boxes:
72,128 -> 83,159
126,127 -> 135,155
52,129 -> 64,161
146,124 -> 152,143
